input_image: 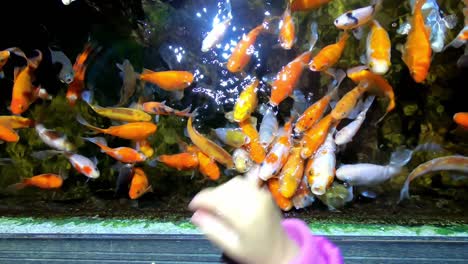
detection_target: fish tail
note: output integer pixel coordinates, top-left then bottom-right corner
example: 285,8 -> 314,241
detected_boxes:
6,181 -> 28,192
389,148 -> 413,167
308,21 -> 319,51
399,178 -> 411,203
178,105 -> 192,117
76,114 -> 103,133
31,150 -> 64,160
83,137 -> 108,152
139,68 -> 154,80
7,47 -> 26,59
28,49 -> 43,70
81,90 -> 94,105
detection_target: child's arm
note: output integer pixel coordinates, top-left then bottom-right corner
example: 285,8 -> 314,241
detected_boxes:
189,176 -> 343,264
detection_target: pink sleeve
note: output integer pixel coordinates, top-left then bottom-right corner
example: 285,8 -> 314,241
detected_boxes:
281,218 -> 344,264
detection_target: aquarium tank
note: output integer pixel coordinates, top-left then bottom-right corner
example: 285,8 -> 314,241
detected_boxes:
0,0 -> 467,232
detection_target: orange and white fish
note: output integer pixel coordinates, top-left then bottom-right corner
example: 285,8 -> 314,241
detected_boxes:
142,101 -> 191,117
309,31 -> 349,72
400,155 -> 468,201
331,83 -> 368,121
267,178 -> 293,211
129,167 -> 153,199
401,0 -> 432,83
453,112 -> 468,130
0,116 -> 34,129
31,150 -> 100,179
306,129 -> 336,195
84,137 -> 147,163
366,20 -> 391,75
77,115 -> 157,141
197,151 -> 221,180
290,0 -> 333,12
0,125 -> 19,142
139,69 -> 193,91
334,0 -> 382,30
158,152 -> 199,171
232,78 -> 259,122
187,110 -> 234,168
258,120 -> 293,180
258,107 -> 278,149
300,114 -> 336,159
239,118 -> 266,164
278,146 -> 305,198
279,3 -> 295,50
11,174 -> 63,190
66,44 -> 98,106
35,123 -> 75,152
0,47 -> 25,79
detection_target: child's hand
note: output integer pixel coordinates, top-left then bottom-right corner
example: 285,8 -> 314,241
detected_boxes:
189,176 -> 299,264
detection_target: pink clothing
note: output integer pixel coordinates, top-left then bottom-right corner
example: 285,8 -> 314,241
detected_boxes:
282,219 -> 344,264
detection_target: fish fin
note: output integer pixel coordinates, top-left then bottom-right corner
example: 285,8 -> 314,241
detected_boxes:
389,148 -> 413,167
31,150 -> 64,160
362,95 -> 376,112
92,156 -> 99,166
83,136 -> 108,147
360,190 -> 377,199
28,49 -> 43,70
0,71 -> 4,79
115,62 -> 124,71
81,90 -> 94,105
326,68 -> 346,92
13,67 -> 21,82
308,21 -> 319,51
359,53 -> 367,65
398,178 -> 411,203
7,47 -> 26,59
6,182 -> 26,192
147,158 -> 158,167
347,98 -> 364,120
171,90 -> 184,101
76,114 -> 101,132
352,26 -> 365,40
442,14 -> 458,30
154,115 -> 160,123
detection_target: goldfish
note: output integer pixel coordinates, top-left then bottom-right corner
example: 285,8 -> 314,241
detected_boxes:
306,130 -> 336,195
401,0 -> 432,83
336,148 -> 413,186
331,83 -> 368,121
134,139 -> 154,158
300,114 -> 335,159
233,148 -> 253,173
66,44 -> 99,106
279,147 -> 305,198
258,120 -> 293,180
11,174 -> 63,190
233,78 -> 259,122
129,167 -> 153,199
49,47 -> 74,84
214,127 -> 250,148
258,107 -> 278,149
10,50 -> 45,115
77,115 -> 157,141
267,178 -> 293,211
0,125 -> 19,142
290,0 -> 333,12
292,176 -> 315,209
239,118 -> 266,163
32,150 -> 100,179
0,116 -> 34,129
202,17 -> 232,52
35,123 -> 75,152
187,110 -> 234,168
399,155 -> 468,201
84,137 -> 147,163
115,59 -> 139,107
227,23 -> 267,73
309,31 -> 349,72
366,20 -> 391,75
81,91 -> 152,122
139,69 -> 193,91
0,47 -> 25,79
335,96 -> 375,146
453,112 -> 468,129
142,101 -> 191,117
279,4 -> 295,50
197,151 -> 221,180
334,0 -> 382,30
294,88 -> 335,135
158,152 -> 199,170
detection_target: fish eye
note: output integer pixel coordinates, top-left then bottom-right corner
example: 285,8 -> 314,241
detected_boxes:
334,19 -> 338,24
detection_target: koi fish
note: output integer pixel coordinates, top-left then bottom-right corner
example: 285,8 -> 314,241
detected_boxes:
0,125 -> 19,142
35,123 -> 75,152
134,139 -> 154,158
158,152 -> 199,171
336,148 -> 413,186
239,118 -> 266,164
129,167 -> 153,199
76,115 -> 157,141
401,0 -> 432,83
259,120 -> 293,180
139,69 -> 193,91
142,101 -> 191,117
31,150 -> 100,179
453,112 -> 468,129
292,176 -> 315,209
309,31 -> 349,72
214,127 -> 250,148
365,20 -> 391,75
258,107 -> 278,149
331,83 -> 368,121
0,47 -> 25,78
84,137 -> 147,163
300,114 -> 335,159
267,178 -> 293,211
197,151 -> 221,180
0,116 -> 34,129
279,3 -> 295,50
290,0 -> 333,12
115,59 -> 139,107
233,148 -> 253,173
399,155 -> 468,201
187,110 -> 234,168
334,0 -> 382,30
335,96 -> 375,146
202,18 -> 232,52
232,78 -> 259,122
11,174 -> 63,190
306,129 -> 336,196
49,48 -> 74,84
279,147 -> 305,198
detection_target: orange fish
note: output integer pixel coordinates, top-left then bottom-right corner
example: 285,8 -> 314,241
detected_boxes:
12,174 -> 63,190
279,4 -> 295,49
300,114 -> 335,159
0,116 -> 34,129
267,178 -> 293,211
0,125 -> 19,142
142,101 -> 191,117
129,167 -> 153,199
401,0 -> 431,83
331,84 -> 368,121
10,50 -> 44,115
77,115 -> 157,141
197,151 -> 221,180
309,31 -> 349,72
139,69 -> 193,91
158,152 -> 199,170
279,147 -> 305,198
366,20 -> 391,75
66,44 -> 97,106
454,112 -> 468,130
84,137 -> 147,163
239,118 -> 266,164
270,51 -> 311,106
227,23 -> 266,73
290,0 -> 333,12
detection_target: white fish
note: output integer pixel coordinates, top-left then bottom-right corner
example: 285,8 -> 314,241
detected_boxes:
336,148 -> 413,186
334,0 -> 383,30
258,122 -> 292,181
307,129 -> 336,196
35,124 -> 75,152
32,150 -> 100,179
259,108 -> 278,149
335,96 -> 375,146
62,0 -> 77,5
49,48 -> 74,84
233,148 -> 253,173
